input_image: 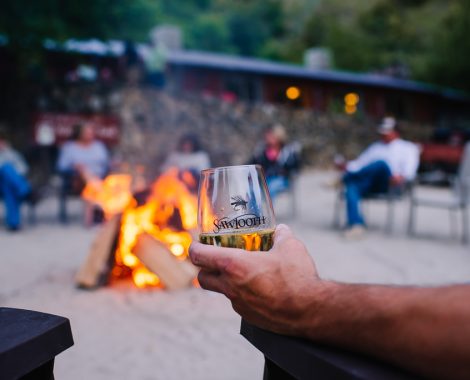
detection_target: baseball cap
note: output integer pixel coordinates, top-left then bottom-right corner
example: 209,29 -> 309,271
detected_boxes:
377,117 -> 397,134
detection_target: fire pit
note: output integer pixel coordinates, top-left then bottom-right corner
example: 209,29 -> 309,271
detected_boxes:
76,168 -> 198,290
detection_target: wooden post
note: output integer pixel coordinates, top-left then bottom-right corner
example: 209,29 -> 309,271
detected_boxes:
134,233 -> 197,290
75,214 -> 121,289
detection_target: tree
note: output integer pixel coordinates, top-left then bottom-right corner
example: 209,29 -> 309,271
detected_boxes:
226,0 -> 285,56
0,0 -> 161,71
425,0 -> 470,92
186,13 -> 231,53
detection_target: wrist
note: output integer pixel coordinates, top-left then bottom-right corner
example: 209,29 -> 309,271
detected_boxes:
298,279 -> 340,340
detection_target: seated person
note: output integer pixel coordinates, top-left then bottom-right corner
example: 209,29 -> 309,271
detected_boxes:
0,128 -> 31,231
57,123 -> 109,223
337,117 -> 419,238
162,133 -> 211,192
249,125 -> 301,199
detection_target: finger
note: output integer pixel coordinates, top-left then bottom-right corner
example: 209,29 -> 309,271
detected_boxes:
189,241 -> 244,272
197,270 -> 227,295
273,224 -> 294,245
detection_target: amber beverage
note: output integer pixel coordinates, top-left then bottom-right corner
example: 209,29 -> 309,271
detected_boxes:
197,165 -> 276,252
199,229 -> 274,251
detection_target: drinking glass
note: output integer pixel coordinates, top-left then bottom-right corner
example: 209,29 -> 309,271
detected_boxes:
198,165 -> 276,251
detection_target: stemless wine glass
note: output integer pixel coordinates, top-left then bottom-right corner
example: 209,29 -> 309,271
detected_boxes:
198,165 -> 276,251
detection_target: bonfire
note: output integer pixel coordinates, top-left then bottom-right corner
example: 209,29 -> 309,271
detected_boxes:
76,168 -> 198,290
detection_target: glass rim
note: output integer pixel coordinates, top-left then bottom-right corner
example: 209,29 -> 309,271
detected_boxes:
200,164 -> 263,175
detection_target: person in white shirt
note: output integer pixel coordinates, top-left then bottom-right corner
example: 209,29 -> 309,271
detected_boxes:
162,133 -> 211,173
56,123 -> 110,224
57,124 -> 109,180
339,117 -> 419,237
162,133 -> 211,193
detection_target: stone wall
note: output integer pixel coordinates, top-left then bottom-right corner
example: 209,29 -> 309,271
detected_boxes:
114,86 -> 433,176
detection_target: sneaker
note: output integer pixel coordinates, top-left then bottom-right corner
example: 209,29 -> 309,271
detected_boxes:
323,177 -> 343,190
344,225 -> 366,240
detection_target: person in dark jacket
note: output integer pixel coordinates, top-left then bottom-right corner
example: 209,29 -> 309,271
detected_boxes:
250,125 -> 301,199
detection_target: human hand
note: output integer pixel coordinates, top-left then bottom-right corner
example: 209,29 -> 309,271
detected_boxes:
390,175 -> 405,186
189,224 -> 329,336
74,164 -> 86,174
333,154 -> 347,171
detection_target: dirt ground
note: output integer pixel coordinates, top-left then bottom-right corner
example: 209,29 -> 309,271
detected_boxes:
1,170 -> 469,380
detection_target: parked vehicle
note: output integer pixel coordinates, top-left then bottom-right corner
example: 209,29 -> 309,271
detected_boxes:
419,128 -> 470,184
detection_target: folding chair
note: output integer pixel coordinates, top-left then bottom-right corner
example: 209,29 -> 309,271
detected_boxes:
408,142 -> 470,244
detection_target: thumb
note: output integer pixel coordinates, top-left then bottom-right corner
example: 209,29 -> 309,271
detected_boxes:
273,224 -> 294,246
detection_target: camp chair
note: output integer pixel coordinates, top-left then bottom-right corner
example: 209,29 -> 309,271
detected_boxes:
408,142 -> 470,244
333,180 -> 414,234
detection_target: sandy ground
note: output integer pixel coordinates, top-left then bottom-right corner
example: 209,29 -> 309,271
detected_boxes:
1,170 -> 469,380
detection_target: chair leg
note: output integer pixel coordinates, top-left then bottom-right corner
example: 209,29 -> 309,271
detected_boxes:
407,201 -> 416,236
28,205 -> 36,225
462,205 -> 469,244
290,188 -> 297,220
385,200 -> 394,234
59,194 -> 68,224
449,209 -> 458,241
332,192 -> 342,229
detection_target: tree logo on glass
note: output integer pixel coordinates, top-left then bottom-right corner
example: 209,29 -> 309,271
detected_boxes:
230,195 -> 248,211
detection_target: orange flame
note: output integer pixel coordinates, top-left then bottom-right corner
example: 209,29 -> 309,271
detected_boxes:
82,174 -> 134,219
82,168 -> 198,288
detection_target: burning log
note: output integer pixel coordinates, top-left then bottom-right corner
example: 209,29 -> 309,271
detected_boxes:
77,168 -> 200,289
76,214 -> 121,289
134,233 -> 197,291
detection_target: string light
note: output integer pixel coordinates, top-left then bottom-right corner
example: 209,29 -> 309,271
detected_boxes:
345,105 -> 357,115
286,86 -> 301,100
344,92 -> 360,114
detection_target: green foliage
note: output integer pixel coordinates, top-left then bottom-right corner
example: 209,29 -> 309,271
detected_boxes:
186,13 -> 231,53
0,0 -> 161,73
0,0 -> 469,91
424,0 -> 470,90
224,0 -> 284,56
0,0 -> 161,46
297,0 -> 470,92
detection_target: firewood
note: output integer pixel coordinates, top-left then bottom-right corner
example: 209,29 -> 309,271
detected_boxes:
134,233 -> 197,290
75,214 -> 121,289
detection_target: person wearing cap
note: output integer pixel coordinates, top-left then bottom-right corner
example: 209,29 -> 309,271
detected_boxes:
249,125 -> 301,199
338,117 -> 419,238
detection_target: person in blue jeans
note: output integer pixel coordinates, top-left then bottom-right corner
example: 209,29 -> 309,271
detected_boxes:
337,117 -> 420,238
0,130 -> 31,231
343,160 -> 392,227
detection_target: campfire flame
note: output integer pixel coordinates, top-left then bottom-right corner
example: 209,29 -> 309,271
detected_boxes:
82,168 -> 198,288
81,174 -> 134,219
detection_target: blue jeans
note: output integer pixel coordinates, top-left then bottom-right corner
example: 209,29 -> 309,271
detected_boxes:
343,160 -> 392,226
267,176 -> 289,200
0,163 -> 31,228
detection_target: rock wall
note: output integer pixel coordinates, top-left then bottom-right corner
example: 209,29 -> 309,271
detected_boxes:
114,86 -> 432,176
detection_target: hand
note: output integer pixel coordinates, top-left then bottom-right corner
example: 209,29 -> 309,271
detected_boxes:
390,175 -> 405,186
189,224 -> 328,336
333,154 -> 347,171
74,164 -> 86,176
74,163 -> 84,171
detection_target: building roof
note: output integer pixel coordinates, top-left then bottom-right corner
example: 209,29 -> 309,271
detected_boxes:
42,38 -> 469,102
167,50 -> 468,102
